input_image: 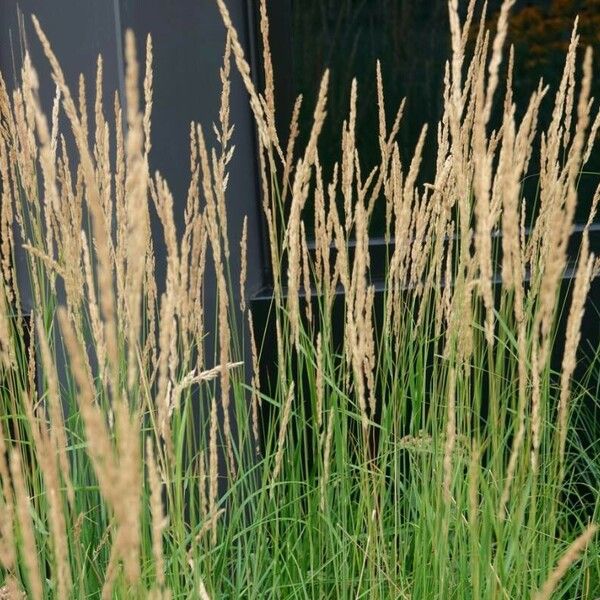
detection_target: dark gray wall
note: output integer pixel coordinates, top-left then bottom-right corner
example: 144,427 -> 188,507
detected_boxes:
0,2 -> 123,105
0,0 -> 265,320
0,2 -> 125,312
119,0 -> 266,298
0,2 -> 266,486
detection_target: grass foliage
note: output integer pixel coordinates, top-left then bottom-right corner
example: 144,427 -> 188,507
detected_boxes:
0,0 -> 598,597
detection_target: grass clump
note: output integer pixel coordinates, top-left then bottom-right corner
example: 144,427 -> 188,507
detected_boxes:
0,0 -> 598,597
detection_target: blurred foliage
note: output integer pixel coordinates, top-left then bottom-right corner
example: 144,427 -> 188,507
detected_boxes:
489,0 -> 600,118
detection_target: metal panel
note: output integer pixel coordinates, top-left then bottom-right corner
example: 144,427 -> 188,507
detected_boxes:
0,0 -> 125,312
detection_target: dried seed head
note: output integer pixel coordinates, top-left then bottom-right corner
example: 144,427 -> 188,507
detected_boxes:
533,524 -> 598,600
239,215 -> 248,313
271,383 -> 295,488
